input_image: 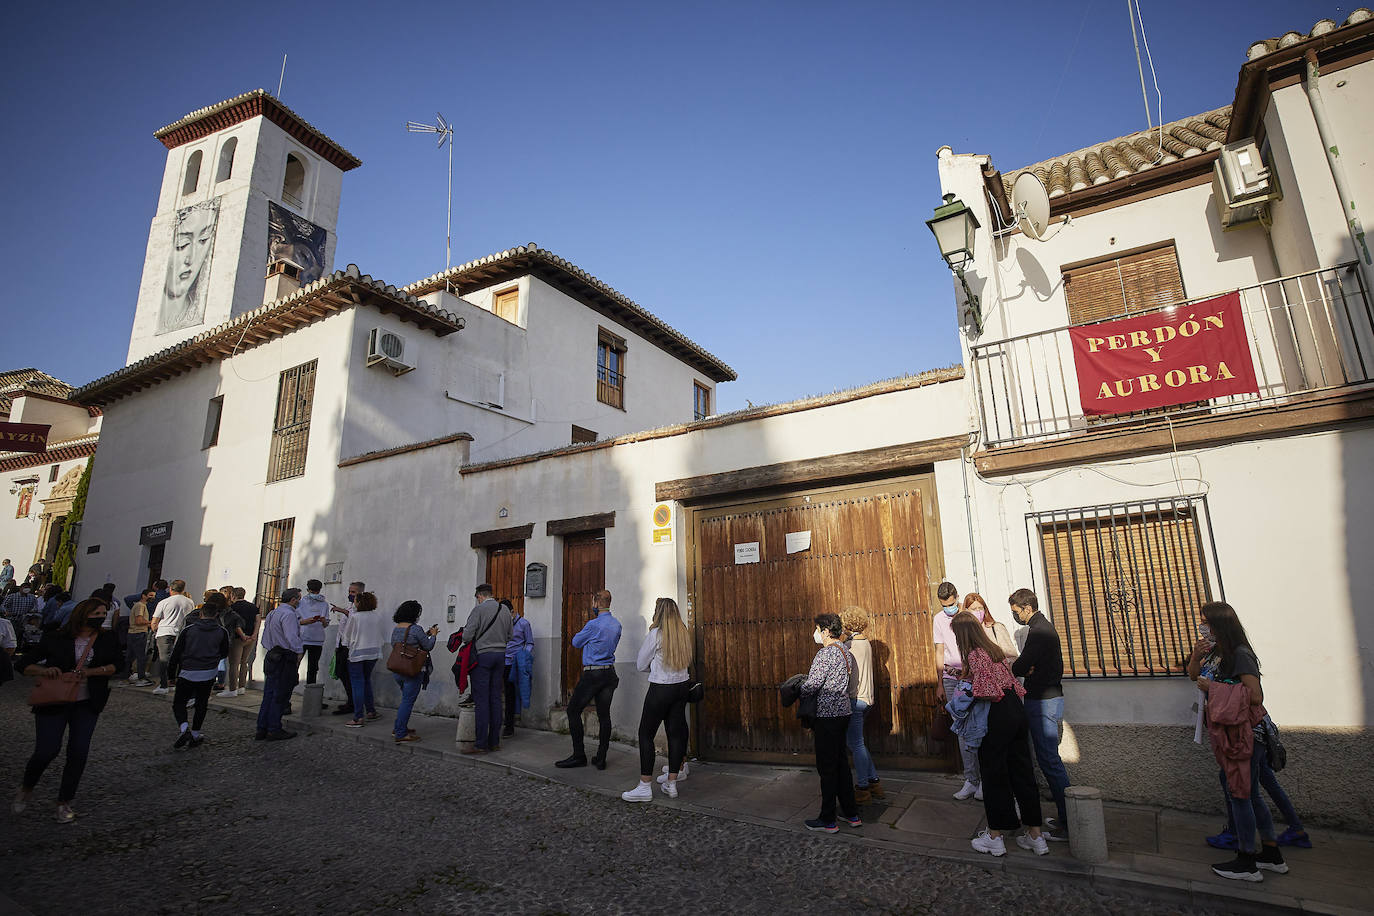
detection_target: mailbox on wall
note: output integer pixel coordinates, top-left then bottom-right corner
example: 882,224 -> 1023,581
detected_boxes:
525,562 -> 547,598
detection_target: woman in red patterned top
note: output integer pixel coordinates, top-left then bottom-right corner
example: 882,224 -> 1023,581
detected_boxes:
952,611 -> 1048,857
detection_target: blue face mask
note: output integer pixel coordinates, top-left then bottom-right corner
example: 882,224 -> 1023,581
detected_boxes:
941,605 -> 958,617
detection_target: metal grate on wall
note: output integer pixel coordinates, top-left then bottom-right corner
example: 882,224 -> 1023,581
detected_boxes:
267,360 -> 316,483
254,517 -> 295,613
1027,495 -> 1223,678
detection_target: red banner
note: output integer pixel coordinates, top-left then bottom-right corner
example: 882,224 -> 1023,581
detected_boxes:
0,422 -> 51,453
1069,291 -> 1259,416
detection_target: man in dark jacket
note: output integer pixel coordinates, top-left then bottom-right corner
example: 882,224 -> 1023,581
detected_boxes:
1009,588 -> 1071,840
168,594 -> 230,749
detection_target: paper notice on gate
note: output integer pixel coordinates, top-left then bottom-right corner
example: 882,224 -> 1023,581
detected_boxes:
733,542 -> 760,564
785,531 -> 811,554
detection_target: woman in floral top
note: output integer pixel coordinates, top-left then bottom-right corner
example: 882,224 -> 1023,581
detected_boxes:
952,611 -> 1048,857
800,613 -> 860,834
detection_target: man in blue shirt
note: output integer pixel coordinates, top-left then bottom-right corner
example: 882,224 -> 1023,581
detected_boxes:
255,588 -> 304,741
556,588 -> 622,770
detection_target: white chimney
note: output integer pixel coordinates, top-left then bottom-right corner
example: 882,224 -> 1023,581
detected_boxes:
264,259 -> 302,304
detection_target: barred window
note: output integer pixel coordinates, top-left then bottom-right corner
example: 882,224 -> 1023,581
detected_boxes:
597,328 -> 626,410
1030,496 -> 1222,678
267,360 -> 316,482
255,518 -> 295,614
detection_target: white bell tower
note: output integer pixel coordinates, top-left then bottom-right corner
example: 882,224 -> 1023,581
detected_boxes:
124,90 -> 361,364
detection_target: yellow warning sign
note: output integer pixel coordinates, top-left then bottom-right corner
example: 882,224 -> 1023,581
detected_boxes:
652,527 -> 673,545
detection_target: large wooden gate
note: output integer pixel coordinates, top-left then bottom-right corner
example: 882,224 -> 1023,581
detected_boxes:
485,543 -> 526,618
561,532 -> 605,703
689,477 -> 947,767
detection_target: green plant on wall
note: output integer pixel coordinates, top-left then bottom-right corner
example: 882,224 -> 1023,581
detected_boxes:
51,459 -> 93,588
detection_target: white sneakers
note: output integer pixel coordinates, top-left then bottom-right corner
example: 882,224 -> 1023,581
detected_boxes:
657,761 -> 689,784
660,779 -> 678,799
954,780 -> 978,800
971,829 -> 1005,856
127,674 -> 139,683
621,782 -> 654,803
975,784 -> 984,801
1017,832 -> 1050,856
216,689 -> 236,699
151,687 -> 169,695
54,804 -> 76,824
12,788 -> 31,814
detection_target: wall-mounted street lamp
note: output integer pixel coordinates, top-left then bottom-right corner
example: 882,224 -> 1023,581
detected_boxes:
926,193 -> 983,334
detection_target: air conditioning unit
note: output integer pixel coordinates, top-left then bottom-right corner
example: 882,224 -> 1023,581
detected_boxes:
1213,139 -> 1278,229
366,327 -> 415,376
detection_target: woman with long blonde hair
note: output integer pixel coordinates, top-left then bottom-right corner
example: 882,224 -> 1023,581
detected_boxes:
622,598 -> 694,803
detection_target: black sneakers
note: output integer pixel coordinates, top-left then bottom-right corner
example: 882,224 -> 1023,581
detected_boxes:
555,755 -> 588,768
173,730 -> 192,750
1211,852 -> 1263,882
1255,844 -> 1289,873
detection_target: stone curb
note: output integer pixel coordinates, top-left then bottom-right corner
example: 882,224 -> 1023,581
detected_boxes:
137,690 -> 1332,916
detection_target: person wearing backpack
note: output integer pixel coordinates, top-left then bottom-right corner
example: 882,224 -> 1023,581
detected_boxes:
390,601 -> 438,743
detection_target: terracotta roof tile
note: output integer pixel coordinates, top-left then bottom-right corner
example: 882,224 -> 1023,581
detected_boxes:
0,369 -> 72,417
153,89 -> 361,171
1246,8 -> 1371,59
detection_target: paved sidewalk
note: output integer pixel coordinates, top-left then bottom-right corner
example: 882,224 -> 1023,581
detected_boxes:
135,683 -> 1372,916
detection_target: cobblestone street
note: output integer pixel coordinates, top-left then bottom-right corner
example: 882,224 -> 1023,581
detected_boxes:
0,688 -> 1222,916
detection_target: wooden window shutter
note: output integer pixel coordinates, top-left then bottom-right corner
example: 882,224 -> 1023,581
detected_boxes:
493,287 -> 519,323
1062,243 -> 1185,325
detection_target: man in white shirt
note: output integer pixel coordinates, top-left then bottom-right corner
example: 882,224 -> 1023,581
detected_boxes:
149,579 -> 194,695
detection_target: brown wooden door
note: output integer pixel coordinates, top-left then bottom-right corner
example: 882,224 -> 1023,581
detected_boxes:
485,543 -> 526,618
690,479 -> 947,767
561,532 -> 605,703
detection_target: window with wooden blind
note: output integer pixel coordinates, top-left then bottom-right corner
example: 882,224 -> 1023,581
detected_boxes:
1032,496 -> 1220,678
597,328 -> 626,409
493,286 -> 520,324
254,517 -> 294,614
571,424 -> 597,444
267,360 -> 317,482
1062,242 -> 1186,325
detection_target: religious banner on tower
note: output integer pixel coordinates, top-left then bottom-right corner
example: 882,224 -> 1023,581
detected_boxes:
268,202 -> 328,285
1069,291 -> 1259,415
0,421 -> 50,453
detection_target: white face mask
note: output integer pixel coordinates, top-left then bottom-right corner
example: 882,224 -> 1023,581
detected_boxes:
813,628 -> 825,645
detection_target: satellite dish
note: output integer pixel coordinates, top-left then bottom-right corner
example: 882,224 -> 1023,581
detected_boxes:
1012,172 -> 1052,241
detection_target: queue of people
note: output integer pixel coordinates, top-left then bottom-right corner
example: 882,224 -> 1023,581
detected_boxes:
6,566 -> 1310,890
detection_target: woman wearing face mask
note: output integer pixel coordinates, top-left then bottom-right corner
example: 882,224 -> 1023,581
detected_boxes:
13,598 -> 121,823
963,593 -> 1018,663
800,613 -> 861,834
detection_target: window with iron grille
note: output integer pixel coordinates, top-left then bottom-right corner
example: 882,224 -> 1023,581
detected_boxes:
1029,496 -> 1222,678
693,382 -> 711,420
596,328 -> 626,410
267,360 -> 316,482
255,517 -> 295,613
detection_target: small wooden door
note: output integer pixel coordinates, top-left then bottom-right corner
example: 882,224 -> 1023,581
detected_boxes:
561,532 -> 605,703
690,478 -> 946,767
485,542 -> 526,618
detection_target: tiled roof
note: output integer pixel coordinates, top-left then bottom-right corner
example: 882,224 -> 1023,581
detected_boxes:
74,266 -> 462,407
0,433 -> 98,473
0,369 -> 73,417
153,89 -> 361,171
405,244 -> 737,383
1246,8 -> 1371,59
1003,108 -> 1231,201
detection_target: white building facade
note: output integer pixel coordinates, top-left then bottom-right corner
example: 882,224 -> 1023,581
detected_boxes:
71,11 -> 1373,829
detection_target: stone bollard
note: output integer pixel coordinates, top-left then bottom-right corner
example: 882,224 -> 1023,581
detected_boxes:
301,683 -> 325,718
1065,785 -> 1109,864
455,702 -> 476,752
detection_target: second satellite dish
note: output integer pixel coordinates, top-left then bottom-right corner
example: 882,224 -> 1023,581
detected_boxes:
1012,172 -> 1052,241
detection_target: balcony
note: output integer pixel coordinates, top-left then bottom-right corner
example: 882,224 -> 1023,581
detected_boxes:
969,263 -> 1374,453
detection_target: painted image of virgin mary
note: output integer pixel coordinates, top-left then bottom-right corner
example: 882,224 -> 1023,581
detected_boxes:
158,198 -> 219,333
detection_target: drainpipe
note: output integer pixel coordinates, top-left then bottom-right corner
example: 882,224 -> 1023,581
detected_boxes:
1303,49 -> 1372,282
960,438 -> 980,593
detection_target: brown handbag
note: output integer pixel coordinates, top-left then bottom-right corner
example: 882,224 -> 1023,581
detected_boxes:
28,639 -> 95,708
386,627 -> 428,678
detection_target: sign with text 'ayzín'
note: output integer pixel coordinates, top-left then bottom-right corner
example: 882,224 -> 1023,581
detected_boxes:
0,422 -> 50,453
1069,291 -> 1259,415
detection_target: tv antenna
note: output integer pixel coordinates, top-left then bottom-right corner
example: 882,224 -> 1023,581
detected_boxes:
406,112 -> 455,274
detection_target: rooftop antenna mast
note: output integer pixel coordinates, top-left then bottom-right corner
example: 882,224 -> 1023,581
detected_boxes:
406,113 -> 455,281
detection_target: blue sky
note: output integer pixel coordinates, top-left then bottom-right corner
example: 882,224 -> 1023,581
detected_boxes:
0,0 -> 1331,411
